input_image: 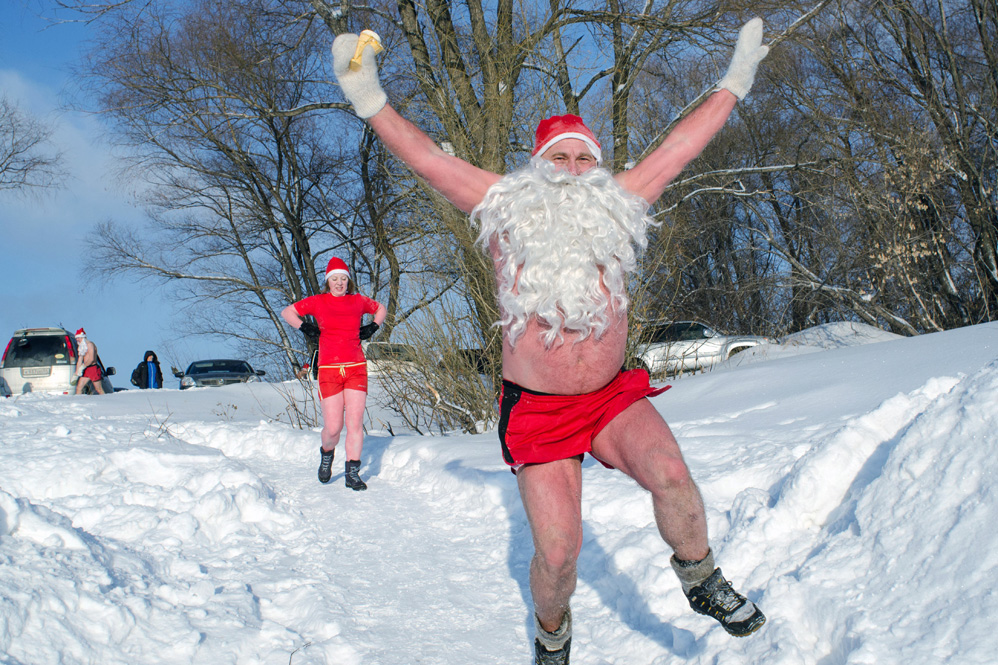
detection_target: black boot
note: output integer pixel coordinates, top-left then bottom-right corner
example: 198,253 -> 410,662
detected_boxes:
344,459 -> 367,491
317,447 -> 335,484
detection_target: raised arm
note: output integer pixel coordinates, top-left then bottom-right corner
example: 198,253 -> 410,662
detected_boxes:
615,18 -> 769,204
367,105 -> 500,213
332,33 -> 500,214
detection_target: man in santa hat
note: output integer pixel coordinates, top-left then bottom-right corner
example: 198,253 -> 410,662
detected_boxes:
73,328 -> 106,395
332,19 -> 769,662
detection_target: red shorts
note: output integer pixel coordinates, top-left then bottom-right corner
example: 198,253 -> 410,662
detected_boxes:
317,362 -> 368,399
498,369 -> 669,469
82,365 -> 103,383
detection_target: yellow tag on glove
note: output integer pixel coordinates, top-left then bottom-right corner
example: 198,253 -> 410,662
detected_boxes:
350,30 -> 384,71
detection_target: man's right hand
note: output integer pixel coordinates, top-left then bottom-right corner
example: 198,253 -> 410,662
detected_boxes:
299,319 -> 321,342
332,33 -> 388,119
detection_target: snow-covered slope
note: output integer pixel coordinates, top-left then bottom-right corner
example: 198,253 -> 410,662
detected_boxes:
1,321 -> 996,664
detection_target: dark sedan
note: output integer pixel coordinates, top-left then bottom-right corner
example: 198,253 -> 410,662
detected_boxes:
174,359 -> 266,389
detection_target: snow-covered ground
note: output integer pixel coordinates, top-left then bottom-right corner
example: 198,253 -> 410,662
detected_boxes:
1,321 -> 996,664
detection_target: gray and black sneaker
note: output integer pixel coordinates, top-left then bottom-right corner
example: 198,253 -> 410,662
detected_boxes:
344,460 -> 367,491
534,637 -> 570,665
685,568 -> 765,637
317,447 -> 335,484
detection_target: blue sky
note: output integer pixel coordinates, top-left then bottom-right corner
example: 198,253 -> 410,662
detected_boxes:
1,1 -> 239,385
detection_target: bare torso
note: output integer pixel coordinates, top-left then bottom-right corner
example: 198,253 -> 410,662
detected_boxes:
79,341 -> 98,369
501,312 -> 628,394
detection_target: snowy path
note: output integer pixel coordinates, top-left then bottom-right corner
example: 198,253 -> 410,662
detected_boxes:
271,435 -> 531,665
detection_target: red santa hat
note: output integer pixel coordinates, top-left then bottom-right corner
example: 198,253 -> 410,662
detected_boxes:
75,328 -> 86,338
325,257 -> 350,281
532,114 -> 603,164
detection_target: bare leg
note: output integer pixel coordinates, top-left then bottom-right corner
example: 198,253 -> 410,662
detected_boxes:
319,392 -> 346,452
592,398 -> 709,561
75,377 -> 91,395
516,457 -> 583,632
342,388 -> 367,460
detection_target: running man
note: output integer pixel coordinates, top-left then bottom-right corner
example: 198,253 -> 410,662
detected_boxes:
332,18 -> 769,661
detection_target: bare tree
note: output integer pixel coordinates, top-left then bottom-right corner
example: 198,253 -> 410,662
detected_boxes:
78,0 -> 420,374
746,0 -> 998,332
0,96 -> 64,193
632,0 -> 997,339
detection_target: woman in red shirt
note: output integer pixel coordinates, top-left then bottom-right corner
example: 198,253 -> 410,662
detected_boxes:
282,257 -> 387,490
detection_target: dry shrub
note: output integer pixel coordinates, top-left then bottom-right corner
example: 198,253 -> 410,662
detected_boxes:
368,307 -> 499,435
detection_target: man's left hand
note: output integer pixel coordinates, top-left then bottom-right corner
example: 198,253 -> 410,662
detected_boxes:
359,322 -> 380,340
717,18 -> 769,100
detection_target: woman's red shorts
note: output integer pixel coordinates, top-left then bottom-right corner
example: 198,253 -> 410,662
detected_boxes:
317,362 -> 368,399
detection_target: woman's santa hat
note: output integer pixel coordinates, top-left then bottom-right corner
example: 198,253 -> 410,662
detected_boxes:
325,257 -> 350,281
532,114 -> 602,165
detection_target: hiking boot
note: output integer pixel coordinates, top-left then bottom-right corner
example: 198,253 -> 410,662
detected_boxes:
317,447 -> 335,484
684,568 -> 765,637
344,460 -> 367,491
534,609 -> 571,665
534,637 -> 570,665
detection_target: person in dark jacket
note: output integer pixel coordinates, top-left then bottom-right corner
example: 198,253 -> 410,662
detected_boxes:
131,351 -> 163,389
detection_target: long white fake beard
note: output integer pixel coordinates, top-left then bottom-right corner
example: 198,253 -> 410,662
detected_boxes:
472,157 -> 656,348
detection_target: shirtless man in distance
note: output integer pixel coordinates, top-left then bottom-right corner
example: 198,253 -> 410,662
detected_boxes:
73,328 -> 105,395
332,19 -> 770,663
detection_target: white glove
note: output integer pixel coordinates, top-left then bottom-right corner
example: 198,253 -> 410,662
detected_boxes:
717,18 -> 770,100
332,33 -> 387,119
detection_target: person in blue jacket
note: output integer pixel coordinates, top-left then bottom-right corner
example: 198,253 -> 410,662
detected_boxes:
130,350 -> 163,389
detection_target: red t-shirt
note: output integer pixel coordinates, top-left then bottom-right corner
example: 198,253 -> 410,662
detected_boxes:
294,293 -> 380,364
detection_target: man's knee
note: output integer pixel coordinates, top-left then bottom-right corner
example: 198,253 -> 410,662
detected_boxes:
642,451 -> 695,495
534,528 -> 582,576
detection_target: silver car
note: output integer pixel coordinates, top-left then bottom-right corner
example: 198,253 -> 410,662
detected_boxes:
631,320 -> 776,377
0,327 -> 116,396
174,359 -> 266,389
362,342 -> 419,376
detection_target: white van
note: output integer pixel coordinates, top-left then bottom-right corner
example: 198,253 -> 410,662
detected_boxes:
0,327 -> 116,396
